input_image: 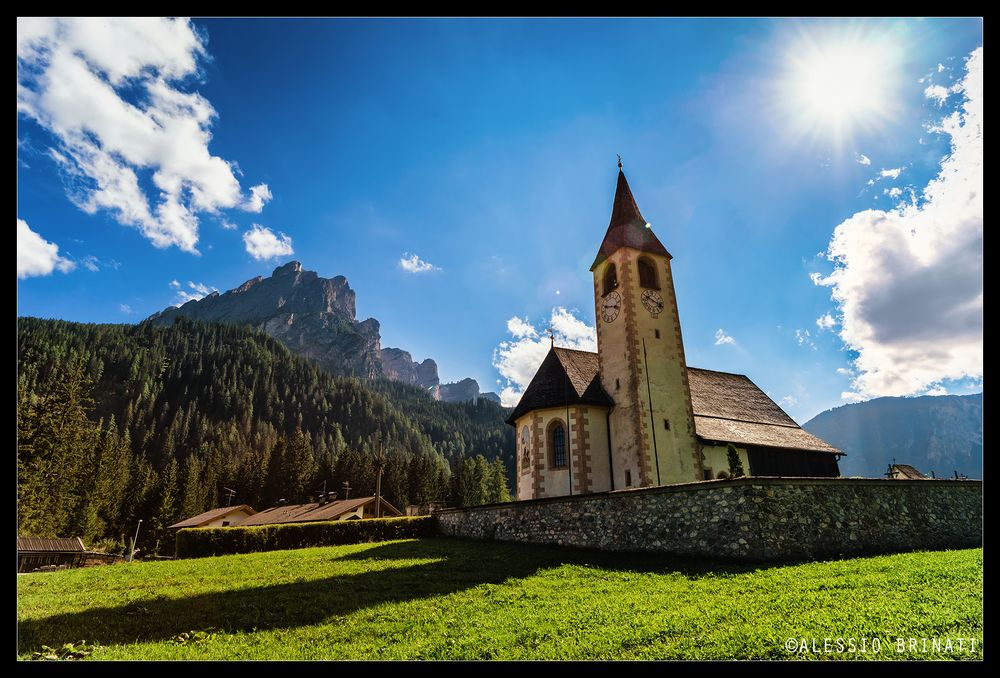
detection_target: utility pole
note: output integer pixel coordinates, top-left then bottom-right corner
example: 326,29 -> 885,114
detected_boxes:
342,480 -> 351,500
128,519 -> 143,563
222,487 -> 236,507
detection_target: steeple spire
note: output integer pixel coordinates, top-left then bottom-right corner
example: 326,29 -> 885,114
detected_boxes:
590,163 -> 671,271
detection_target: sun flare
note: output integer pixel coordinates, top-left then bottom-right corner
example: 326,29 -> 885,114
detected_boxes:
777,28 -> 902,144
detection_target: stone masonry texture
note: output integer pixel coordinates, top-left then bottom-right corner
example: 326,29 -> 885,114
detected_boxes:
435,477 -> 982,562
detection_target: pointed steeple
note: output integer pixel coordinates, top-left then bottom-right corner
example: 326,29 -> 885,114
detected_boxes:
590,167 -> 671,271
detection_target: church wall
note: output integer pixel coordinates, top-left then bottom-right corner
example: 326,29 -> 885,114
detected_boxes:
437,477 -> 983,562
515,406 -> 611,500
700,444 -> 750,480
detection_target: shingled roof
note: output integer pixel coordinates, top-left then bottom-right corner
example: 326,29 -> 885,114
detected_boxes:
505,347 -> 614,425
590,169 -> 671,271
238,496 -> 402,526
506,352 -> 840,454
17,537 -> 86,553
168,505 -> 256,529
888,464 -> 928,480
687,367 -> 839,454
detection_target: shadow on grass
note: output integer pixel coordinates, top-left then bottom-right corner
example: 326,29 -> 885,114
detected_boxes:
17,537 -> 780,651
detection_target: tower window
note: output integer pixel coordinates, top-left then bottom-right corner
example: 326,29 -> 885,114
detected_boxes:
625,470 -> 632,487
603,263 -> 618,296
615,378 -> 620,390
549,421 -> 567,468
663,419 -> 670,431
521,426 -> 531,471
655,329 -> 660,339
637,257 -> 659,289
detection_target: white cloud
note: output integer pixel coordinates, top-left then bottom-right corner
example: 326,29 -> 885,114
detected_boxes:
795,329 -> 817,350
120,304 -> 133,314
924,84 -> 951,105
856,153 -> 871,166
841,391 -> 865,403
779,395 -> 798,408
884,187 -> 903,199
714,328 -> 736,346
925,385 -> 948,396
172,279 -> 218,306
815,314 -> 837,331
507,316 -> 538,339
493,307 -> 597,406
17,18 -> 270,254
398,252 -> 441,274
814,47 -> 982,399
836,367 -> 853,376
938,63 -> 946,73
880,167 -> 904,179
242,224 -> 294,261
243,183 -> 272,213
17,218 -> 75,278
82,255 -> 100,272
220,219 -> 237,230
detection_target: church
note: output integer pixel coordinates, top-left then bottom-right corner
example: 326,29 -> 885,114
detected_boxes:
507,164 -> 843,501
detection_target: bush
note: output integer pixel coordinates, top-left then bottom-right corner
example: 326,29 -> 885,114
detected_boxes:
175,516 -> 437,559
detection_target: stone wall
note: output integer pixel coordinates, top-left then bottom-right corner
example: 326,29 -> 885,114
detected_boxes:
435,477 -> 982,562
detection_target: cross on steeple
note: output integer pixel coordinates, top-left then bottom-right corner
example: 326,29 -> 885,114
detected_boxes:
342,480 -> 351,500
548,326 -> 555,348
617,154 -> 623,170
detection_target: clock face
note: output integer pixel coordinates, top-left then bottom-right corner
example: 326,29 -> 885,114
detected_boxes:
641,289 -> 664,317
601,291 -> 621,323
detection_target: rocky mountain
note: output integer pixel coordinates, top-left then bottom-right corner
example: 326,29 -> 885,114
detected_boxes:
148,261 -> 489,402
803,393 -> 983,479
380,347 -> 440,391
440,378 -> 480,403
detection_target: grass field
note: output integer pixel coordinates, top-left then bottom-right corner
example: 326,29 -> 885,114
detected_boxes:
17,539 -> 982,660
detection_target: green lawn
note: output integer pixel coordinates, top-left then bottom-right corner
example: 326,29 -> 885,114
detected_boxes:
17,539 -> 982,660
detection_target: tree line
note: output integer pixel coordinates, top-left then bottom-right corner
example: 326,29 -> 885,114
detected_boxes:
17,317 -> 513,554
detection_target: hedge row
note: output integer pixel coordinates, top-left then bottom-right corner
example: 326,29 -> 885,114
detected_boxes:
175,516 -> 437,558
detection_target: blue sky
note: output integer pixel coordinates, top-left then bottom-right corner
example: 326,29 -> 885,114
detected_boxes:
17,18 -> 983,422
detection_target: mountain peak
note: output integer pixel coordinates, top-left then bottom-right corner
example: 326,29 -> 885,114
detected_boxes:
273,260 -> 303,276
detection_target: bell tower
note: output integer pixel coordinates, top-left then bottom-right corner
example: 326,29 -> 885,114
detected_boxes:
591,163 -> 701,487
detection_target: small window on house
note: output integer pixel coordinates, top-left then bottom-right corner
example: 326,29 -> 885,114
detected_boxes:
603,263 -> 618,296
222,521 -> 230,527
702,469 -> 713,481
637,257 -> 659,289
550,421 -> 567,468
655,329 -> 660,339
615,378 -> 620,390
625,470 -> 632,487
663,419 -> 670,431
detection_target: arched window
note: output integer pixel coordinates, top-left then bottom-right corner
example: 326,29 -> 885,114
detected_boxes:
549,421 -> 567,468
602,263 -> 618,296
520,426 -> 531,471
637,257 -> 659,289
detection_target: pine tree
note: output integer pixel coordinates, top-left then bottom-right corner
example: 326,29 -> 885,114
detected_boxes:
727,444 -> 746,478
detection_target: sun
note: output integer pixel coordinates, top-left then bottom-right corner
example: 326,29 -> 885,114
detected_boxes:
776,27 -> 902,146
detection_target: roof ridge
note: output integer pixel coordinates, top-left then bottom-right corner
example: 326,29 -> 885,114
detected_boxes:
686,366 -> 751,379
553,346 -> 598,355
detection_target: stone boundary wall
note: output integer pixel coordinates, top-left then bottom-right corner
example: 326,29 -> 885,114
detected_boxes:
435,477 -> 982,561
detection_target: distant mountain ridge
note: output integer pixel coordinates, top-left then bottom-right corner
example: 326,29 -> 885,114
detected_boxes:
147,261 -> 490,403
803,393 -> 983,479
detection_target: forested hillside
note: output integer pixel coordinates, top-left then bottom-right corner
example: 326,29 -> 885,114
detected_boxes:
17,317 -> 513,553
